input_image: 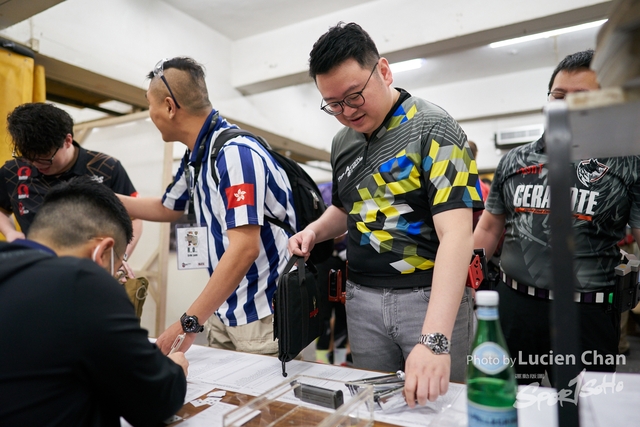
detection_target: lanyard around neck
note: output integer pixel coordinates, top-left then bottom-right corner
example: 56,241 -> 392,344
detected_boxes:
183,112 -> 219,221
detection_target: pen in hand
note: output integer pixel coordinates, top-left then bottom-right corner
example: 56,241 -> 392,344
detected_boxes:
169,333 -> 186,355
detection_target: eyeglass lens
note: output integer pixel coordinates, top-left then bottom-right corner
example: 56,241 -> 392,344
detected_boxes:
13,146 -> 60,165
321,63 -> 378,116
548,91 -> 566,100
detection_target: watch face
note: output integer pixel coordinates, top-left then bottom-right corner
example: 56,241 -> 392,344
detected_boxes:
181,314 -> 203,333
425,333 -> 449,354
184,317 -> 196,331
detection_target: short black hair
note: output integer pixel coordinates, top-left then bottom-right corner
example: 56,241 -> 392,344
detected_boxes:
548,49 -> 594,91
308,22 -> 380,80
7,103 -> 73,160
147,57 -> 211,113
468,140 -> 478,158
29,177 -> 133,256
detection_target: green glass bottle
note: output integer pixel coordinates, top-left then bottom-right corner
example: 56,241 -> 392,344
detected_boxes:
467,290 -> 518,427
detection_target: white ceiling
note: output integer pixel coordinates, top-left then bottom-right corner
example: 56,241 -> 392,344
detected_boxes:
4,0 -> 608,130
163,0 -> 376,41
391,25 -> 603,95
162,0 -> 608,96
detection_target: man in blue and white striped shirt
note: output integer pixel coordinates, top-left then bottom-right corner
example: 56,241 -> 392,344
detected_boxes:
119,57 -> 295,356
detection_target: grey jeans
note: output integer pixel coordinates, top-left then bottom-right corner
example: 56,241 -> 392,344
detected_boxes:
345,281 -> 473,382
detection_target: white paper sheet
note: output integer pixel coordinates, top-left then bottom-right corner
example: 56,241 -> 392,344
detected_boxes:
578,372 -> 640,427
182,345 -> 471,426
178,401 -> 237,427
184,380 -> 218,404
123,345 -> 640,427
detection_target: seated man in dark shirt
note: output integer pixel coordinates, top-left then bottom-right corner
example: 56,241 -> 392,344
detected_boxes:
0,177 -> 188,427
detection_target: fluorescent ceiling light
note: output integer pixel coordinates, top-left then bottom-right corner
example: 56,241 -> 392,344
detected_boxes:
490,19 -> 607,48
390,58 -> 425,73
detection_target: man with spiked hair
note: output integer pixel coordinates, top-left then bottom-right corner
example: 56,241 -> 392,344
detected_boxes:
118,57 -> 296,357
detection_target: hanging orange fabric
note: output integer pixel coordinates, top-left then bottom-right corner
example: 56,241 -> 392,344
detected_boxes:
0,47 -> 46,239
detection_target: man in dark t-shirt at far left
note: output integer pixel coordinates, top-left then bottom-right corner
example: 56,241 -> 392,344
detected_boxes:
0,103 -> 142,278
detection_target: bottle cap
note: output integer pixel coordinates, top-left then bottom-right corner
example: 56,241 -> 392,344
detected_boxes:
475,290 -> 499,306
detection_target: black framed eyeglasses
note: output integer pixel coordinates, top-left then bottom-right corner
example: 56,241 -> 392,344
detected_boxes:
12,146 -> 60,166
153,58 -> 181,109
320,63 -> 378,116
547,89 -> 591,101
547,90 -> 567,100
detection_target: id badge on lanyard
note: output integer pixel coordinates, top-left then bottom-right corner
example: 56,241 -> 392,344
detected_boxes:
176,223 -> 209,270
176,113 -> 217,270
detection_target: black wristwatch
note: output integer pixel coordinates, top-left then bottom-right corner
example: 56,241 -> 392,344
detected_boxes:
419,333 -> 450,355
180,313 -> 204,333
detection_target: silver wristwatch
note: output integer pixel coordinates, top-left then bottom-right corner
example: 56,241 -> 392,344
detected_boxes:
418,333 -> 450,355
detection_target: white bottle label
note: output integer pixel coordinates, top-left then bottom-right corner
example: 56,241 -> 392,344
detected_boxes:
468,400 -> 517,427
471,342 -> 510,375
476,306 -> 498,320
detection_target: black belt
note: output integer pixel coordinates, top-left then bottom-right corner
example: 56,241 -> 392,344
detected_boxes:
500,271 -> 612,304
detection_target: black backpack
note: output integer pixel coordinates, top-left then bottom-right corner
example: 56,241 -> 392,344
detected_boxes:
210,128 -> 333,264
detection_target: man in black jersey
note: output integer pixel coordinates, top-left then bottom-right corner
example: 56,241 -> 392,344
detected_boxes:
474,50 -> 640,384
289,22 -> 484,406
0,103 -> 142,280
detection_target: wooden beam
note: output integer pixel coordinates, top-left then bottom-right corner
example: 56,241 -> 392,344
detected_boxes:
155,142 -> 174,336
0,0 -> 64,30
73,110 -> 150,138
35,53 -> 147,109
225,117 -> 331,163
73,110 -> 331,163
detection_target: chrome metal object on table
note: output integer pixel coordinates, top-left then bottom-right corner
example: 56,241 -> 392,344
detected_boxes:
347,370 -> 406,411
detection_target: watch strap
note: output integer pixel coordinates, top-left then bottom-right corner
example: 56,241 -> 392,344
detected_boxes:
418,333 -> 450,354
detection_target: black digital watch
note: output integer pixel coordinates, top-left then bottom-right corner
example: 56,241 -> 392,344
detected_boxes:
180,313 -> 204,333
